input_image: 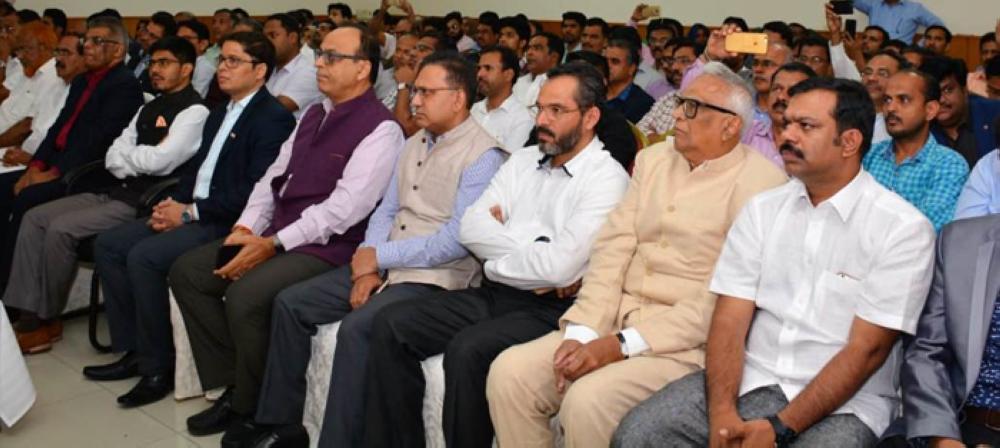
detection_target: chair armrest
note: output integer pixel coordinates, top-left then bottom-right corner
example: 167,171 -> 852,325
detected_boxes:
62,160 -> 116,195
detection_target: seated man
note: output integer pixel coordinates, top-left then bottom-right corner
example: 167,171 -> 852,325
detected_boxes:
924,56 -> 1000,168
0,16 -> 143,299
514,32 -> 563,112
170,25 -> 404,437
862,69 -> 969,231
862,51 -> 910,144
954,120 -> 1000,219
472,46 -> 533,151
80,31 -> 295,408
0,23 -> 64,166
364,61 -> 630,448
175,20 -> 216,97
392,30 -> 455,137
768,63 -> 818,149
605,38 -> 654,124
897,213 -> 1000,446
245,51 -> 506,448
613,77 -> 935,447
263,13 -> 321,118
487,62 -> 787,448
634,39 -> 698,138
4,36 -> 208,354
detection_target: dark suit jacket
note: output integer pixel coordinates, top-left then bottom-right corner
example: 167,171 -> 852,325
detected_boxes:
931,94 -> 1000,165
174,87 -> 295,227
32,63 -> 144,175
888,214 -> 1000,441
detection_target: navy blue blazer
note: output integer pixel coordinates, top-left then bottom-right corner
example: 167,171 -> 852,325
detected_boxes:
932,94 -> 1000,165
32,63 -> 143,175
174,87 -> 295,227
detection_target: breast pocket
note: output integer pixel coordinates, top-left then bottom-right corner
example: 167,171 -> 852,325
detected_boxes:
814,270 -> 862,340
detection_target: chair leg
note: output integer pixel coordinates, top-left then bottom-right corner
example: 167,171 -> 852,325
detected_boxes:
88,271 -> 112,353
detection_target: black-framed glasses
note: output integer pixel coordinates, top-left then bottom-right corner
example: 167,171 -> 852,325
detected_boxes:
316,49 -> 367,65
411,86 -> 460,98
53,48 -> 74,57
218,55 -> 260,69
673,96 -> 738,119
529,103 -> 582,120
149,58 -> 181,69
83,36 -> 121,47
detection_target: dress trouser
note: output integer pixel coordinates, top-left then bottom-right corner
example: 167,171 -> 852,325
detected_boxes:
2,193 -> 135,318
95,218 -> 227,375
255,264 -> 440,448
0,173 -> 65,290
170,239 -> 334,415
364,280 -> 573,448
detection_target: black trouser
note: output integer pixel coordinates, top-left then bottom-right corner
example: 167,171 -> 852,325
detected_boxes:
364,280 -> 573,448
95,219 -> 228,375
0,172 -> 65,290
962,420 -> 1000,446
170,239 -> 334,415
255,265 -> 440,448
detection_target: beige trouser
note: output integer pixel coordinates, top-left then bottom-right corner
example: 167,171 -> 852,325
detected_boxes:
487,331 -> 698,448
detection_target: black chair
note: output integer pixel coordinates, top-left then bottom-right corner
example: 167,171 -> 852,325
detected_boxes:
62,160 -> 179,352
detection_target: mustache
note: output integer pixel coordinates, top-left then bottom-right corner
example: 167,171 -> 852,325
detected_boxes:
885,113 -> 900,123
771,100 -> 787,111
536,126 -> 555,140
779,142 -> 805,160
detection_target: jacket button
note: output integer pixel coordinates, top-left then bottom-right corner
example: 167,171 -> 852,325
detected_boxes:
417,161 -> 422,167
401,225 -> 407,230
412,185 -> 418,191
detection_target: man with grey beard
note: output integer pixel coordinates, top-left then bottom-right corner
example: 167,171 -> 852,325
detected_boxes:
363,61 -> 629,448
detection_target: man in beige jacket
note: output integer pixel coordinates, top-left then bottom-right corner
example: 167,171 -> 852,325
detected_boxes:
486,62 -> 789,448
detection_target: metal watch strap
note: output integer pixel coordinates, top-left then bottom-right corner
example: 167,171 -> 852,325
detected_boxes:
766,415 -> 797,447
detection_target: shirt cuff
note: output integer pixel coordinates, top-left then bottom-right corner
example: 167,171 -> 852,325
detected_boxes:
563,323 -> 600,344
275,225 -> 305,251
621,327 -> 651,357
188,203 -> 200,221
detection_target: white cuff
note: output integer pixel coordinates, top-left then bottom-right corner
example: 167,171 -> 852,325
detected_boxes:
188,203 -> 199,221
563,323 -> 600,344
621,327 -> 651,357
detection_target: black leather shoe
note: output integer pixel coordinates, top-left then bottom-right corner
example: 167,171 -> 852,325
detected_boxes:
117,373 -> 174,408
83,352 -> 139,381
220,417 -> 270,448
187,387 -> 236,436
252,424 -> 309,448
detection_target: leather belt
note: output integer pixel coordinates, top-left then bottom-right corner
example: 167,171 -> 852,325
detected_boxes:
964,406 -> 1000,431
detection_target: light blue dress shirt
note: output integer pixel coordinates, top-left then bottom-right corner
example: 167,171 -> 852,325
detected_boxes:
192,89 -> 258,200
854,0 -> 944,43
955,149 -> 1000,220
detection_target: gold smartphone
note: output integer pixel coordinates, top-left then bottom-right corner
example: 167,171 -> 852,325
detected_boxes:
725,33 -> 769,54
641,5 -> 661,19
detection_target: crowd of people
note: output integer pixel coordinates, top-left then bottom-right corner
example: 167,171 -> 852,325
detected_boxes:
1,0 -> 1000,447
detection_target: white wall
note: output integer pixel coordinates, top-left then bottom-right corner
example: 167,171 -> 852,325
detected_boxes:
17,0 -> 998,36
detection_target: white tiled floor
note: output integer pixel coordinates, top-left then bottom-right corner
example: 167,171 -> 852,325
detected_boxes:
0,316 -> 224,448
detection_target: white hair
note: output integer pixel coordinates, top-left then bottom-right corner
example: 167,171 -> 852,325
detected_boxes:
700,61 -> 755,139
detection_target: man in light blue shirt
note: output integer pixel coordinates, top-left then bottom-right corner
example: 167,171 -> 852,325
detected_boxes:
955,149 -> 1000,219
863,69 -> 968,231
854,0 -> 944,44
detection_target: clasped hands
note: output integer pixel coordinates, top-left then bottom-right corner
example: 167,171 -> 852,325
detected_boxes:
213,225 -> 278,281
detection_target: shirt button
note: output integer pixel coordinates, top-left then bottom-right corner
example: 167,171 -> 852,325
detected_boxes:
412,185 -> 418,191
401,225 -> 407,230
660,240 -> 669,248
666,205 -> 676,212
417,161 -> 423,167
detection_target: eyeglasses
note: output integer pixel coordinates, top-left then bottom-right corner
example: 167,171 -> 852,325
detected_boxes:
415,43 -> 435,53
411,86 -> 460,98
149,58 -> 181,68
861,68 -> 892,79
53,48 -> 75,57
529,103 -> 582,120
673,96 -> 738,119
315,49 -> 367,65
218,55 -> 260,69
83,36 -> 121,47
795,55 -> 828,65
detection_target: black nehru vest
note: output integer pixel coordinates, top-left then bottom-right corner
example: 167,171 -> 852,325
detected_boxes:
109,84 -> 204,206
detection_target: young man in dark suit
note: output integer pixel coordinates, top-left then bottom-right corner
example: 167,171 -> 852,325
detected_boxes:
80,31 -> 295,410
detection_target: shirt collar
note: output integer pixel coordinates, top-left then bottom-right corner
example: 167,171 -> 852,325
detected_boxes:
276,51 -> 306,74
228,88 -> 260,113
426,115 -> 476,150
692,142 -> 748,173
536,136 -> 604,177
793,169 -> 871,222
613,84 -> 635,102
881,133 -> 941,164
86,64 -> 114,85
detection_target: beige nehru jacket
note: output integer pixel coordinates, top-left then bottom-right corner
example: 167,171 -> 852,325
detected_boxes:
560,140 -> 788,367
384,117 -> 502,290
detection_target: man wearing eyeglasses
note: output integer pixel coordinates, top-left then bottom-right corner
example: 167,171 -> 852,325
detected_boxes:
863,51 -> 910,145
487,61 -> 786,448
79,31 -> 294,413
170,25 -> 404,442
795,37 -> 835,78
0,16 -> 143,305
6,36 -> 208,356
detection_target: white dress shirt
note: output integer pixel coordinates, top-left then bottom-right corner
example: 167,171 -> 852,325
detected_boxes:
459,137 -> 629,290
456,34 -> 479,53
633,62 -> 661,91
104,103 -> 210,179
374,66 -> 397,107
4,57 -> 24,91
265,51 -> 321,118
830,43 -> 862,81
191,54 -> 217,98
872,113 -> 890,145
512,73 -> 547,113
193,89 -> 258,201
0,59 -> 66,153
470,94 -> 534,151
710,169 -> 935,435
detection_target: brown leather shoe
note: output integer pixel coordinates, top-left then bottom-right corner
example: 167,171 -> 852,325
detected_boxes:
16,320 -> 61,354
48,319 -> 63,342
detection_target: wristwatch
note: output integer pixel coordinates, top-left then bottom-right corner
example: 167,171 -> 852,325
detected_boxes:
272,235 -> 285,254
766,415 -> 798,447
615,332 -> 629,359
181,206 -> 193,224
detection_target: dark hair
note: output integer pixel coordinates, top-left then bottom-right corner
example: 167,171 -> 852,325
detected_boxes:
339,23 -> 381,84
671,38 -> 698,56
221,31 -> 277,80
233,17 -> 263,34
286,10 -> 310,29
925,25 -> 952,43
499,16 -> 530,42
327,3 -> 353,19
214,8 -> 232,17
267,13 -> 302,37
295,9 -> 314,22
0,1 -> 14,17
231,8 -> 249,20
42,8 -> 66,32
788,77 -> 876,155
607,38 -> 640,67
982,32 -> 998,50
987,55 -> 1000,78
422,17 -> 446,33
479,46 -> 520,86
646,18 -> 676,40
419,51 -> 477,109
896,68 -> 942,102
871,49 -> 911,70
17,9 -> 39,24
921,56 -> 968,88
609,26 -> 642,50
797,36 -> 831,59
584,17 -> 610,38
64,31 -> 84,55
566,50 -> 609,79
444,11 -> 463,25
420,29 -> 457,52
87,8 -> 121,21
149,35 -> 197,67
478,12 -> 500,33
177,19 -> 209,41
723,16 -> 749,32
864,25 -> 889,44
529,20 -> 543,35
546,60 -> 607,110
533,31 -> 565,63
148,11 -> 176,37
562,11 -> 586,27
884,39 -> 907,53
771,61 -> 818,84
763,21 -> 794,45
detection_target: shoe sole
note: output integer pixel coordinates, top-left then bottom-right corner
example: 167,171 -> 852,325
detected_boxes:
188,424 -> 230,437
22,342 -> 52,354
